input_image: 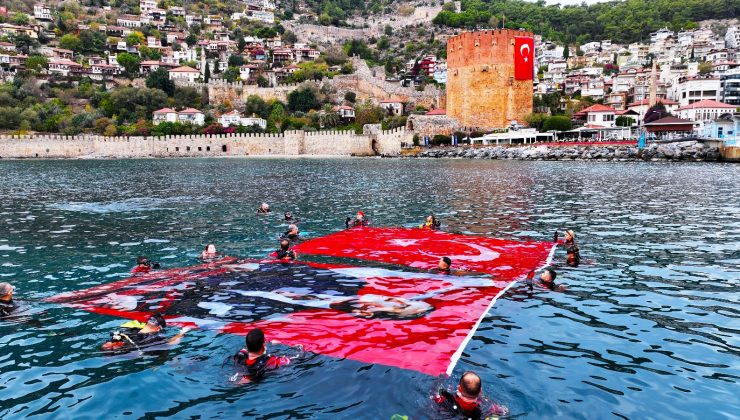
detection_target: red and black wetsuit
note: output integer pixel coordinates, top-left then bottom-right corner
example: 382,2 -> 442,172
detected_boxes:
435,390 -> 483,419
237,349 -> 290,380
131,265 -> 151,274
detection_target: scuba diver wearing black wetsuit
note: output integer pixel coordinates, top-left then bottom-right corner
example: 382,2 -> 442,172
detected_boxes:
0,282 -> 16,317
233,328 -> 290,381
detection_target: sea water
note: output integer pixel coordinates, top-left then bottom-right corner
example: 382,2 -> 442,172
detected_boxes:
0,158 -> 738,419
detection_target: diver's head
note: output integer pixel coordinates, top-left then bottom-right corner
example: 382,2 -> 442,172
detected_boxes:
426,215 -> 434,223
204,244 -> 216,254
540,267 -> 557,283
565,230 -> 575,242
0,282 -> 14,301
459,371 -> 482,400
246,328 -> 265,354
284,211 -> 293,220
566,251 -> 579,267
288,224 -> 298,235
356,211 -> 365,220
439,256 -> 452,271
260,203 -> 270,211
136,256 -> 151,267
146,313 -> 167,331
280,239 -> 290,251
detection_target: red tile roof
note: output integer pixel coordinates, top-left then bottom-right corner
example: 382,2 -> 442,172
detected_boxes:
153,108 -> 176,114
676,100 -> 736,111
169,65 -> 199,73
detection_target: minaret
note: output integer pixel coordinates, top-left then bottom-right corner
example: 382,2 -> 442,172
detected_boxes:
649,61 -> 657,106
200,47 -> 206,76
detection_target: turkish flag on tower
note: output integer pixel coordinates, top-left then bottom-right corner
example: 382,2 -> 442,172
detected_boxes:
514,36 -> 534,80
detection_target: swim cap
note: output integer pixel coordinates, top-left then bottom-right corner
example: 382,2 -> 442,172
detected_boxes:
0,282 -> 14,296
357,211 -> 365,218
136,256 -> 150,265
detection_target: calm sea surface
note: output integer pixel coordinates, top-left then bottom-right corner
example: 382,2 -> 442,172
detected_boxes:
0,158 -> 738,419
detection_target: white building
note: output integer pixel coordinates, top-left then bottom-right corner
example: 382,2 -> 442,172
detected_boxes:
117,15 -> 142,28
669,77 -> 721,106
577,104 -> 617,128
218,110 -> 266,128
48,58 -> 82,76
33,4 -> 52,21
726,26 -> 740,49
675,99 -> 736,122
140,0 -> 157,13
153,108 -> 205,125
153,108 -> 178,124
333,105 -> 355,120
168,65 -> 200,83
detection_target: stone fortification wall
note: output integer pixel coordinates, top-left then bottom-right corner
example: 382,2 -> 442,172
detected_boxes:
177,79 -> 310,106
446,29 -> 533,130
179,59 -> 443,109
330,58 -> 445,109
283,22 -> 370,45
0,128 -> 410,159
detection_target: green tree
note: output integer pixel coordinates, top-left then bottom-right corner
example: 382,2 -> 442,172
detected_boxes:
12,34 -> 38,55
244,95 -> 269,119
117,53 -> 141,76
228,55 -> 244,67
344,91 -> 356,103
223,67 -> 241,83
525,113 -> 549,131
267,102 -> 286,132
185,33 -> 198,46
26,56 -> 48,74
698,61 -> 713,75
146,68 -> 176,96
287,87 -> 321,112
204,62 -> 211,82
542,115 -> 572,131
79,30 -> 106,54
173,87 -> 203,109
59,34 -> 82,53
615,116 -> 635,127
11,12 -> 30,25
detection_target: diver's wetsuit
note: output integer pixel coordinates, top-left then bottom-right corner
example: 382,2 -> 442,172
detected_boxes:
235,349 -> 290,380
273,249 -> 296,260
105,327 -> 165,350
0,300 -> 15,317
435,390 -> 483,419
282,231 -> 300,242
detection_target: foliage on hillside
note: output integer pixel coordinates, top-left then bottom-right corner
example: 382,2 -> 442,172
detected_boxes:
433,0 -> 739,44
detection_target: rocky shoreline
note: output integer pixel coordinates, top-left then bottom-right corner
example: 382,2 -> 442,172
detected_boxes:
414,141 -> 723,162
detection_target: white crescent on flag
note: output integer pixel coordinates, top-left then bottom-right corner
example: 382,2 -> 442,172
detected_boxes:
520,43 -> 531,62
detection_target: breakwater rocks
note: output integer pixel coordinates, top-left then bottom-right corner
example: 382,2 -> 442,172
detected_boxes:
416,141 -> 722,162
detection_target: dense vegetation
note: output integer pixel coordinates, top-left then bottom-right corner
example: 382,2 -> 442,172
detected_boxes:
433,0 -> 740,44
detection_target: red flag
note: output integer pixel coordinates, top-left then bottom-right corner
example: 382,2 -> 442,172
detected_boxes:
514,36 -> 534,80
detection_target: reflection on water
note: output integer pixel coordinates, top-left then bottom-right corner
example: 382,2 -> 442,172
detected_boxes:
0,158 -> 738,418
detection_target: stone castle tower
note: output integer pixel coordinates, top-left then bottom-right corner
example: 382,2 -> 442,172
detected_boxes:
446,29 -> 534,130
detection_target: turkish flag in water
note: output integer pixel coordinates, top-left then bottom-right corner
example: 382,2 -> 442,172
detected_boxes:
514,36 -> 534,80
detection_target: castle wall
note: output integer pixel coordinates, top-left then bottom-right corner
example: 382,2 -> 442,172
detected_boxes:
446,29 -> 533,130
0,128 -> 409,159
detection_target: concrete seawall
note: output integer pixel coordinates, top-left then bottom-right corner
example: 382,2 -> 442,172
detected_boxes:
413,141 -> 726,162
0,128 -> 411,159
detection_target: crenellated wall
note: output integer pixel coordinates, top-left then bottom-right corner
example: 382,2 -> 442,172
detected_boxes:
0,128 -> 410,159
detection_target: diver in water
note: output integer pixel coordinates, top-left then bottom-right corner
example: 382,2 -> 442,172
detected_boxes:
281,224 -> 301,242
538,267 -> 565,291
131,256 -> 160,274
563,230 -> 581,267
200,244 -> 219,260
271,239 -> 296,261
101,313 -> 189,352
284,212 -> 295,222
0,282 -> 16,317
420,215 -> 441,230
233,328 -> 290,381
257,203 -> 271,214
435,371 -> 508,419
346,211 -> 369,228
432,257 -> 453,275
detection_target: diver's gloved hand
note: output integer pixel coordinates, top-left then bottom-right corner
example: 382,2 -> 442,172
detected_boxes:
553,231 -> 559,243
